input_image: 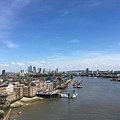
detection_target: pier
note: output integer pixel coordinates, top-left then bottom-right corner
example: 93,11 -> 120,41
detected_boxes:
36,90 -> 61,98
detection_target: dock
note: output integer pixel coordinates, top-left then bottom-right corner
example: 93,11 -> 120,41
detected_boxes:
36,90 -> 61,98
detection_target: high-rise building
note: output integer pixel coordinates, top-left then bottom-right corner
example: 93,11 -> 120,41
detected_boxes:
30,65 -> 32,72
27,65 -> 33,73
43,68 -> 45,73
33,66 -> 36,73
2,70 -> 6,79
56,68 -> 58,73
86,68 -> 89,74
27,67 -> 30,72
2,70 -> 6,76
38,68 -> 42,73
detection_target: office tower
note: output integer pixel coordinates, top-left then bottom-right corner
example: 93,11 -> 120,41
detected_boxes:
33,66 -> 36,73
37,68 -> 41,73
30,65 -> 32,72
43,68 -> 45,73
56,68 -> 58,73
86,68 -> 89,74
2,70 -> 6,76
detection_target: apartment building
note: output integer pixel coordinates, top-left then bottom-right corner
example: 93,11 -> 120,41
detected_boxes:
46,82 -> 54,91
0,87 -> 6,94
7,92 -> 16,102
23,86 -> 37,97
14,87 -> 23,98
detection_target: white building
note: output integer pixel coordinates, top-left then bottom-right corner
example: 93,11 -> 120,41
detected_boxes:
6,83 -> 14,92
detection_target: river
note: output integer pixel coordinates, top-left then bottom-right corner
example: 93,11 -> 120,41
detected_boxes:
9,77 -> 120,120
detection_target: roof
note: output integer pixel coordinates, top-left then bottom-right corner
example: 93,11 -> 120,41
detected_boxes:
0,93 -> 8,97
45,79 -> 53,83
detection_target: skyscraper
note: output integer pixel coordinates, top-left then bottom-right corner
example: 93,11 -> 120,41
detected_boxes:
38,68 -> 42,73
56,68 -> 58,73
43,68 -> 45,73
86,68 -> 89,74
33,66 -> 36,73
30,65 -> 32,72
2,70 -> 6,76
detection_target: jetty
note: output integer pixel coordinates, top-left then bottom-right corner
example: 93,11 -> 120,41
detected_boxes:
36,89 -> 61,98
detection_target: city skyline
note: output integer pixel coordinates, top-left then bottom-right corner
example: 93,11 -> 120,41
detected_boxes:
0,0 -> 120,72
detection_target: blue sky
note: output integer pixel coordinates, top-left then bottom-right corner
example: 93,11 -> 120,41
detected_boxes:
0,0 -> 120,72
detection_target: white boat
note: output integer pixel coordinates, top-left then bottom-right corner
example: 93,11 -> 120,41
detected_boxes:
60,90 -> 78,99
73,80 -> 83,88
59,93 -> 68,98
77,85 -> 83,88
72,92 -> 78,98
68,90 -> 78,99
72,94 -> 77,98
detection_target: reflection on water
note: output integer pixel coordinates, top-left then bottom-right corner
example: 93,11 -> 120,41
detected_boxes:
9,77 -> 120,120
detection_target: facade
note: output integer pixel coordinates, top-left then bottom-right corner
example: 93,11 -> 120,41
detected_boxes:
86,68 -> 89,74
7,92 -> 16,102
6,83 -> 14,92
2,70 -> 6,76
14,87 -> 23,98
37,68 -> 41,73
46,82 -> 54,91
43,68 -> 45,73
23,86 -> 37,97
36,80 -> 54,91
56,68 -> 58,73
30,65 -> 32,72
33,66 -> 36,73
0,87 -> 6,94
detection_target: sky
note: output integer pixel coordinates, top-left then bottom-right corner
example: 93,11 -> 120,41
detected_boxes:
0,0 -> 120,72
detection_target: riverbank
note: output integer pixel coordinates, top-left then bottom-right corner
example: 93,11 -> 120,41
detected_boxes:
10,96 -> 43,108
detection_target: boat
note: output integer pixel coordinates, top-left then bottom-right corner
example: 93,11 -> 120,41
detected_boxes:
68,90 -> 78,99
77,84 -> 83,88
59,93 -> 68,98
72,90 -> 78,97
59,90 -> 78,99
18,111 -> 22,116
73,80 -> 83,88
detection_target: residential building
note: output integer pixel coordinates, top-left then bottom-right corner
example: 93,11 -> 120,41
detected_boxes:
14,87 -> 23,98
23,86 -> 37,97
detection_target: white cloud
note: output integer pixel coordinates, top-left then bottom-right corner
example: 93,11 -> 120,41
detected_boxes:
51,48 -> 58,51
12,62 -> 15,65
1,50 -> 120,72
69,39 -> 80,43
0,63 -> 9,67
16,62 -> 25,66
28,61 -> 46,66
2,40 -> 19,48
61,11 -> 70,17
41,61 -> 46,64
39,51 -> 120,71
56,36 -> 60,39
11,62 -> 25,66
88,1 -> 101,7
5,64 -> 9,67
0,0 -> 32,38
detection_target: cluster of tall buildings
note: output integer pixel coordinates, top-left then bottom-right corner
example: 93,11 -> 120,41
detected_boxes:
26,65 -> 59,74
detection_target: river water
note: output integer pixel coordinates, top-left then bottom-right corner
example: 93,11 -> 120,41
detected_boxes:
9,77 -> 120,120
